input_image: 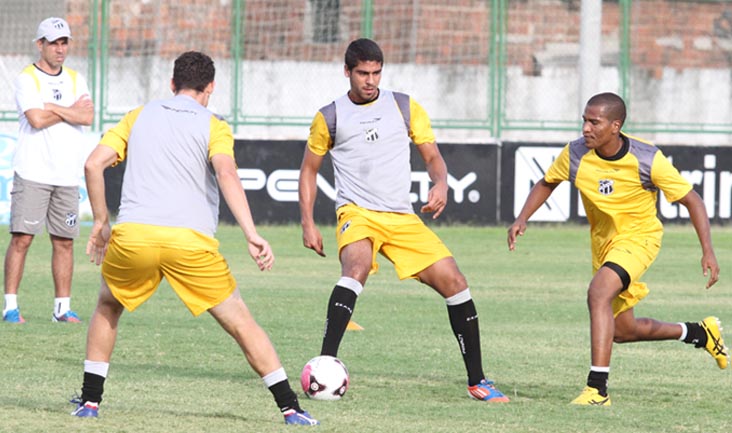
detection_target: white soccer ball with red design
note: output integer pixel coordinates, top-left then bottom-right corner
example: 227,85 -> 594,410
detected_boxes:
300,355 -> 349,400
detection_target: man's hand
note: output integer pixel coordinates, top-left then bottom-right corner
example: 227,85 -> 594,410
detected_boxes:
701,251 -> 720,289
302,224 -> 326,257
420,182 -> 448,219
86,221 -> 111,265
247,233 -> 274,271
507,220 -> 527,251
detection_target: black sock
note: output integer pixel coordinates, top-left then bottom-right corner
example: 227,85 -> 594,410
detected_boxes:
447,299 -> 484,386
683,322 -> 707,348
320,286 -> 357,357
81,372 -> 105,404
587,370 -> 609,397
269,380 -> 302,413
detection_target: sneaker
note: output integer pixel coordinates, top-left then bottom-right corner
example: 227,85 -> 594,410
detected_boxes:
53,310 -> 81,323
570,386 -> 611,406
70,400 -> 99,418
700,316 -> 729,369
467,379 -> 510,403
3,308 -> 25,324
283,409 -> 319,426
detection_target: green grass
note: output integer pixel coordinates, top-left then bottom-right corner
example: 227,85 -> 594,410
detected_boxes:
1,223 -> 731,433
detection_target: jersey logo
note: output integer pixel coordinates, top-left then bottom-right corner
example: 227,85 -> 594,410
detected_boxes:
52,88 -> 62,101
364,127 -> 379,142
598,179 -> 614,196
65,212 -> 77,227
339,220 -> 351,235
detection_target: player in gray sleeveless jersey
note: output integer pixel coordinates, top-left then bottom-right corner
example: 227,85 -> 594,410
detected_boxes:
299,38 -> 509,403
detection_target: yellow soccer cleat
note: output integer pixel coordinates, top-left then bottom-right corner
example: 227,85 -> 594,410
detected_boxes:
570,386 -> 611,406
700,316 -> 729,369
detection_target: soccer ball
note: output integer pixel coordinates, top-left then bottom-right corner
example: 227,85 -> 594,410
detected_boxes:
300,355 -> 349,400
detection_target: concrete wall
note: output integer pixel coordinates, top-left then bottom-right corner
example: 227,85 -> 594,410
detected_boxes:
1,57 -> 731,146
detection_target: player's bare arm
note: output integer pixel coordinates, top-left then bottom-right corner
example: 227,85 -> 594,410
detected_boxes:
298,148 -> 326,257
416,142 -> 448,219
84,144 -> 118,265
507,178 -> 560,251
676,190 -> 720,288
45,94 -> 94,126
213,153 -> 274,271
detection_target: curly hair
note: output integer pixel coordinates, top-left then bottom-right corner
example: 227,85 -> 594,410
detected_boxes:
172,51 -> 215,93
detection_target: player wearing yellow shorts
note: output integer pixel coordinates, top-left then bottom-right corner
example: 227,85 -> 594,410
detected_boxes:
72,51 -> 318,425
299,38 -> 509,403
508,92 -> 727,406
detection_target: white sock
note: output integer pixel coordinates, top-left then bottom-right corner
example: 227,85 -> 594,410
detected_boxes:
678,322 -> 688,341
84,360 -> 110,378
55,297 -> 71,317
336,276 -> 364,296
262,367 -> 287,388
445,288 -> 472,306
4,294 -> 18,314
590,365 -> 610,373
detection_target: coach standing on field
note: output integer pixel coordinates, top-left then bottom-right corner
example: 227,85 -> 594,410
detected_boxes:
3,17 -> 93,324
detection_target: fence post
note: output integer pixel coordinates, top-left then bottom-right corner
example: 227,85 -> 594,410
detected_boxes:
231,0 -> 244,134
88,0 -> 100,131
490,0 -> 506,139
619,0 -> 631,110
361,0 -> 373,38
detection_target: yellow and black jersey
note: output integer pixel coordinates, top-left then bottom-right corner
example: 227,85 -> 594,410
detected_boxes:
545,133 -> 692,257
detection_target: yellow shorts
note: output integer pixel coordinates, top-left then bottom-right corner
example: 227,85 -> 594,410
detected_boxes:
335,204 -> 452,280
594,234 -> 661,317
102,223 -> 236,316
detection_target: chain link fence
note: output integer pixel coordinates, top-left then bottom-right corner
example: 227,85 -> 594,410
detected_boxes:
1,0 -> 731,144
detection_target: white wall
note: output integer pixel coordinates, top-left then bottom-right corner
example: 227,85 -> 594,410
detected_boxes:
2,57 -> 731,145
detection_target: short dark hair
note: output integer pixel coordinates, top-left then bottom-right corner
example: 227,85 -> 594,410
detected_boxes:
587,92 -> 627,126
344,38 -> 383,70
172,51 -> 215,93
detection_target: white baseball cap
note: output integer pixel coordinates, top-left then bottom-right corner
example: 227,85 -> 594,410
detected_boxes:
34,17 -> 72,42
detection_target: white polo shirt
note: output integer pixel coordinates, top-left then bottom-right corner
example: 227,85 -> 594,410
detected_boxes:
14,64 -> 90,186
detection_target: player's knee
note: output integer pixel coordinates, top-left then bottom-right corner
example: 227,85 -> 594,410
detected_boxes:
613,333 -> 631,343
586,285 -> 616,308
9,234 -> 33,251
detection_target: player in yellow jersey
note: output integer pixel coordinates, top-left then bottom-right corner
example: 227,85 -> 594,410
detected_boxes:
508,92 -> 727,406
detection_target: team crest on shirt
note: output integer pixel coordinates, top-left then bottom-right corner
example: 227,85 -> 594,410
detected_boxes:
65,212 -> 77,227
598,179 -> 614,196
364,128 -> 379,142
52,88 -> 62,101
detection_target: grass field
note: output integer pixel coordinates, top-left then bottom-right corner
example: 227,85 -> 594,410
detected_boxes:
1,223 -> 730,433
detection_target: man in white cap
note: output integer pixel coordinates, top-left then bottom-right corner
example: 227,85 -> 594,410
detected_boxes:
3,17 -> 93,324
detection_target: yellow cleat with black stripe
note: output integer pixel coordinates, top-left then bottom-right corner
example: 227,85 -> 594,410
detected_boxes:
700,316 -> 729,370
570,386 -> 611,406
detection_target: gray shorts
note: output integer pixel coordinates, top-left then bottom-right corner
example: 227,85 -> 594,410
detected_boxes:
9,173 -> 80,239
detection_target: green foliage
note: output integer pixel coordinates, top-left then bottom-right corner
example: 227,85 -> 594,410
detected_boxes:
1,224 -> 730,432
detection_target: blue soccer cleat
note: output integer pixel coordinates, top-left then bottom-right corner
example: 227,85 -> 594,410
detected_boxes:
3,308 -> 25,324
283,409 -> 319,425
53,310 -> 81,323
71,401 -> 99,417
467,378 -> 510,403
